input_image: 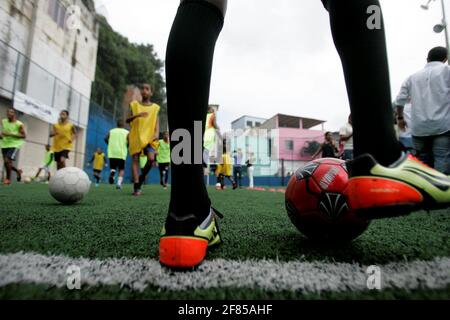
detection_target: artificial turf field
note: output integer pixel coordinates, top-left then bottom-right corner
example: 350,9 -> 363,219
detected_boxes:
0,183 -> 449,300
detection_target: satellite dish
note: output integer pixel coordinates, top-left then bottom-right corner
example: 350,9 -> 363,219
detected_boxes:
421,0 -> 434,10
433,23 -> 446,33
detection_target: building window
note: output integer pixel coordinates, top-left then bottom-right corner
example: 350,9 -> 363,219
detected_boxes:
268,138 -> 272,156
255,122 -> 261,127
285,140 -> 294,151
48,0 -> 67,29
246,121 -> 253,128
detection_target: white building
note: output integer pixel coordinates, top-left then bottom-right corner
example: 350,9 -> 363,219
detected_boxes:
231,115 -> 267,131
0,0 -> 98,178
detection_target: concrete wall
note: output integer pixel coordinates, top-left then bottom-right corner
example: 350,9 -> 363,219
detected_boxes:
28,0 -> 98,97
0,0 -> 98,124
0,0 -> 97,179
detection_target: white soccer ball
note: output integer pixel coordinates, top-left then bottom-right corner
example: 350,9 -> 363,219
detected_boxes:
49,167 -> 91,204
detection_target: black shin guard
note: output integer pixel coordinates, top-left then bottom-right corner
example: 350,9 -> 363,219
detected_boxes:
166,0 -> 224,222
325,0 -> 401,166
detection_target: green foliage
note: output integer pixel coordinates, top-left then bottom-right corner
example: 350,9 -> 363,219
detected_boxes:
91,16 -> 166,126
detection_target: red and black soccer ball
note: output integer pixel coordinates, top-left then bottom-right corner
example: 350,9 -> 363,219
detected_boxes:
285,158 -> 370,243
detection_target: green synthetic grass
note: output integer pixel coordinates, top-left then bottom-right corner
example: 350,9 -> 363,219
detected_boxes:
1,284 -> 450,300
0,183 -> 449,299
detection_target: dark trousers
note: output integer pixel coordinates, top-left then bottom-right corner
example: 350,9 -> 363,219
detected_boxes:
233,166 -> 242,187
159,163 -> 170,186
413,131 -> 450,175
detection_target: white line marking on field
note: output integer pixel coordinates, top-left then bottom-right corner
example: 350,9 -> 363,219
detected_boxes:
0,252 -> 449,293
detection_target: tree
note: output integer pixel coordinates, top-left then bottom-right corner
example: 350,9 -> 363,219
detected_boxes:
91,16 -> 167,128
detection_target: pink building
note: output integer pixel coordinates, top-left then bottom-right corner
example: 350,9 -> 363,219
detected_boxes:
261,114 -> 325,163
229,114 -> 326,177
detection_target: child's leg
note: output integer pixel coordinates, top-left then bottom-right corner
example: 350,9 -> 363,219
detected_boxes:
164,166 -> 170,186
117,169 -> 124,187
94,171 -> 100,184
57,157 -> 66,170
10,165 -> 21,182
132,155 -> 141,191
227,175 -> 237,189
35,168 -> 42,179
4,158 -> 12,180
159,165 -> 165,186
140,151 -> 155,181
109,168 -> 116,184
237,167 -> 242,187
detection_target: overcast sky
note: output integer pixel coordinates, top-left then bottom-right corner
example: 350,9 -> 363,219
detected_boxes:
96,0 -> 447,131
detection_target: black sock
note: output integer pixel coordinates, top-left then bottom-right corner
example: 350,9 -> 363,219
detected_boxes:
141,162 -> 153,179
160,173 -> 164,186
95,176 -> 100,184
109,171 -> 115,184
134,183 -> 140,192
324,0 -> 401,166
166,0 -> 224,223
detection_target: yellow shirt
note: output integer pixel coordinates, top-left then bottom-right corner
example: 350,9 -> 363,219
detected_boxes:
93,153 -> 105,171
129,101 -> 160,156
216,153 -> 232,177
52,122 -> 74,153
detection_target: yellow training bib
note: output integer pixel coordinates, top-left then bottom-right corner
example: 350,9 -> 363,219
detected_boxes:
216,153 -> 232,177
52,122 -> 74,153
93,153 -> 105,171
129,101 -> 160,156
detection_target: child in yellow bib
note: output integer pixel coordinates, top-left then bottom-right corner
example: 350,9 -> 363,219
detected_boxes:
89,148 -> 106,186
215,147 -> 237,190
1,108 -> 26,184
50,110 -> 77,170
126,84 -> 160,195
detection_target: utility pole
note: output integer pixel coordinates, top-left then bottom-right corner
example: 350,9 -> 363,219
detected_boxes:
440,0 -> 450,63
422,0 -> 450,64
